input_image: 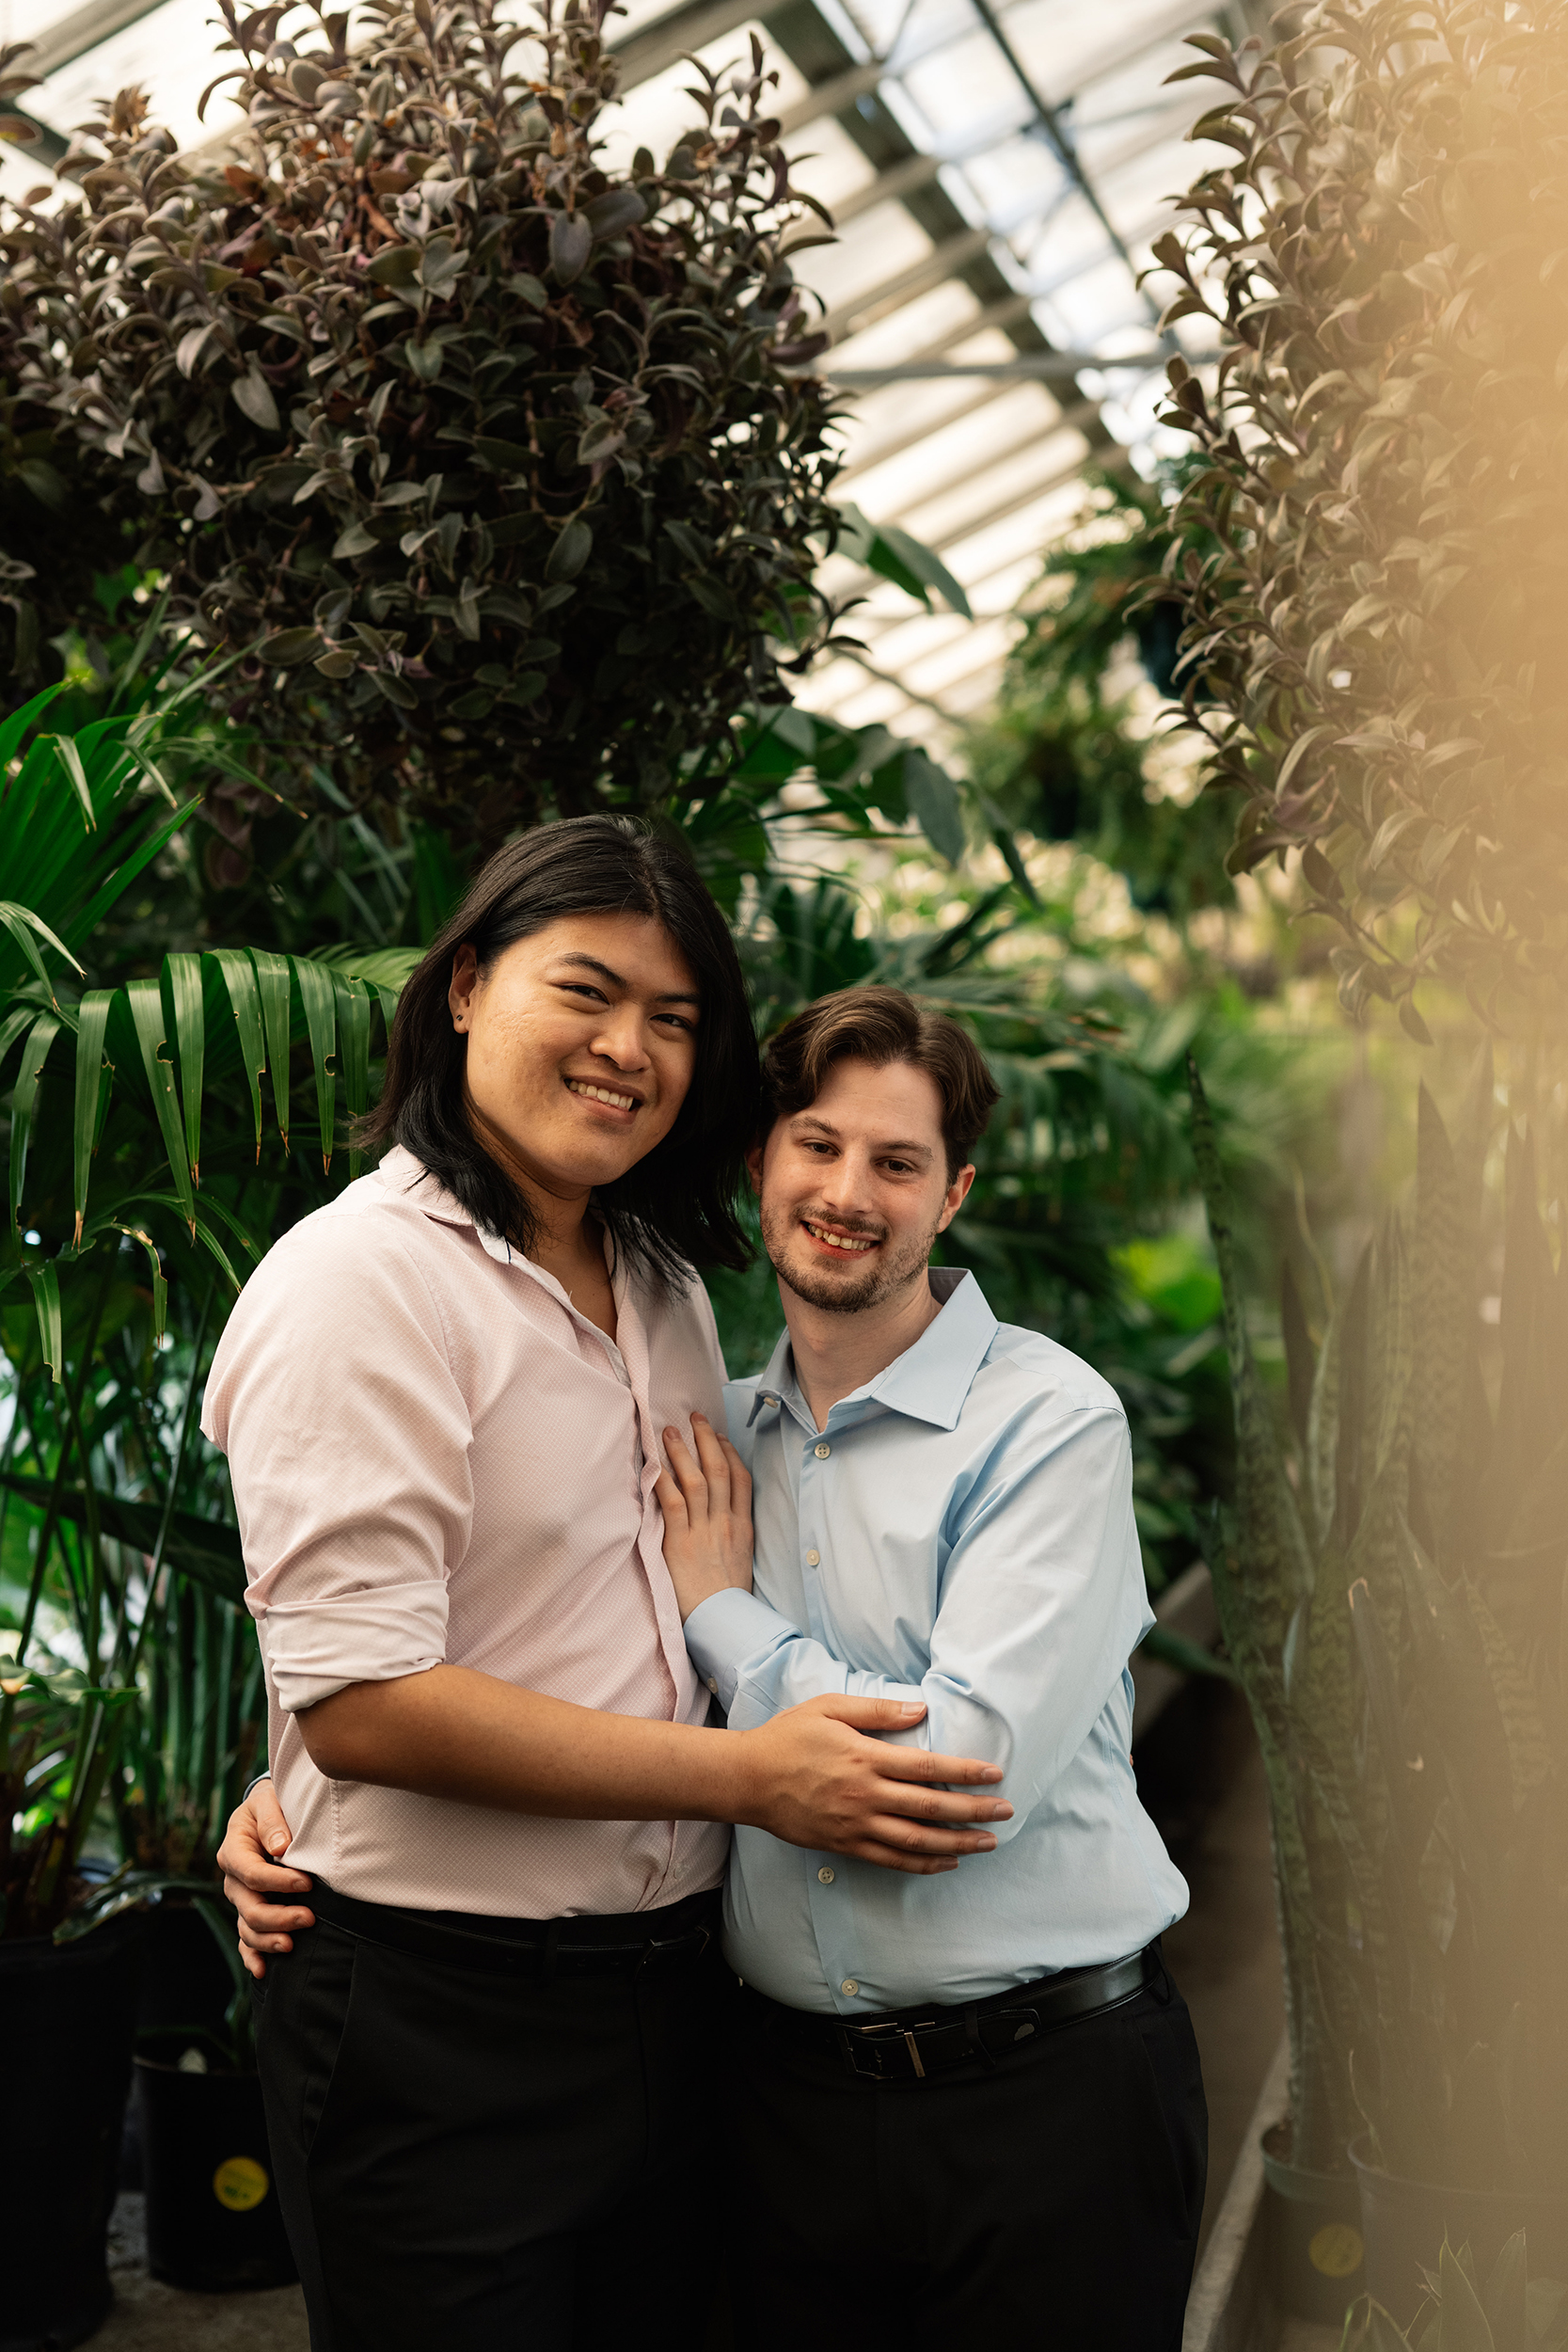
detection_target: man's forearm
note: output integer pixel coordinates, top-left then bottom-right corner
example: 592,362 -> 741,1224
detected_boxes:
300,1663 -> 752,1823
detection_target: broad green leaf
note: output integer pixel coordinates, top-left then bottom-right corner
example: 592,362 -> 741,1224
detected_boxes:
0,680 -> 67,771
903,747 -> 967,865
1340,2295 -> 1416,2352
125,977 -> 196,1232
109,1220 -> 167,1343
334,972 -> 372,1177
9,1012 -> 60,1225
0,1471 -> 244,1606
1481,2231 -> 1526,2345
293,956 -> 338,1171
0,1002 -> 37,1074
248,948 -> 293,1152
63,792 -> 202,954
1435,2238 -> 1494,2352
0,900 -> 83,1007
128,1193 -> 247,1295
1138,1623 -> 1239,1681
210,946 -> 266,1160
166,952 -> 206,1186
869,519 -> 974,619
1411,1084 -> 1471,1541
24,1261 -> 61,1384
43,733 -> 96,831
72,990 -> 115,1246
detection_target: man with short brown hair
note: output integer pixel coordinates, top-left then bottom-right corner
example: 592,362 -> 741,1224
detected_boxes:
658,984 -> 1206,2351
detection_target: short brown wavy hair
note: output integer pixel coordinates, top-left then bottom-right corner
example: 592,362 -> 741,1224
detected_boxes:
761,987 -> 1000,1180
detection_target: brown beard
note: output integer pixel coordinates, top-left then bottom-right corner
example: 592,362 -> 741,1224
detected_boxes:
758,1199 -> 943,1315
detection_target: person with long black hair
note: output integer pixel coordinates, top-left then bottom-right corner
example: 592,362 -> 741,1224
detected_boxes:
205,816 -> 1008,2352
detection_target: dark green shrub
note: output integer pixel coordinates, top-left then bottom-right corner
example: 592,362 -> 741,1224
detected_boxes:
1148,1 -> 1568,1031
6,0 -> 842,847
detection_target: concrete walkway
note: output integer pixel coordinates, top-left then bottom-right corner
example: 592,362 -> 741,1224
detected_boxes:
104,2194 -> 309,2349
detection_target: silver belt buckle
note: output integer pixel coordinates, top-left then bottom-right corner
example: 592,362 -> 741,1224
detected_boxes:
846,2018 -> 937,2080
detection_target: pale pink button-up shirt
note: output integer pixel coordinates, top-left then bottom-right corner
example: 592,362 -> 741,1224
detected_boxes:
200,1145 -> 731,1918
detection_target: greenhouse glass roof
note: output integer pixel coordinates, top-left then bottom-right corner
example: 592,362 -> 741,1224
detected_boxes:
2,0 -> 1263,740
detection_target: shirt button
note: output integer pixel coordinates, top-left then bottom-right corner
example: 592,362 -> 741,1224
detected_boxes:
706,1677 -> 718,1694
817,1866 -> 834,1883
805,1549 -> 820,1567
841,1979 -> 859,1996
815,1441 -> 831,1458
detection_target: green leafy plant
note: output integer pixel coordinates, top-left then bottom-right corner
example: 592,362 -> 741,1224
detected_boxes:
1147,2 -> 1568,1030
0,678 -> 423,1934
967,469 -> 1236,922
1341,2233 -> 1568,2352
1190,1050 -> 1568,2188
4,0 -> 847,844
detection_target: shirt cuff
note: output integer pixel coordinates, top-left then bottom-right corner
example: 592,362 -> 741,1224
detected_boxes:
256,1580 -> 450,1713
684,1586 -> 800,1715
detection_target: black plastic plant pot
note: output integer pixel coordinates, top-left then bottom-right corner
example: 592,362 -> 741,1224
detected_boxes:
1350,2138 -> 1568,2327
135,2035 -> 298,2293
0,1908 -> 144,2352
1260,2122 -> 1367,2325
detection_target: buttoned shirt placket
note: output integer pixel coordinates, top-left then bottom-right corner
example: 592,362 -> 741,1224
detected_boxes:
747,1379 -> 889,2003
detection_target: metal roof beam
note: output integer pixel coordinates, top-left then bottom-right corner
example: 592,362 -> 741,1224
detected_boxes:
819,224 -> 994,347
830,350 -> 1166,383
19,0 -> 170,81
837,389 -> 1095,489
614,0 -> 768,91
841,408 -> 1097,553
773,0 -> 1220,142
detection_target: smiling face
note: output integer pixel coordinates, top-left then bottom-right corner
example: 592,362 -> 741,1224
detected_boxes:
449,911 -> 700,1208
750,1055 -> 974,1315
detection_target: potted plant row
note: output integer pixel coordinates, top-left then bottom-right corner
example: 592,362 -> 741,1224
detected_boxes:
1192,1050 -> 1568,2327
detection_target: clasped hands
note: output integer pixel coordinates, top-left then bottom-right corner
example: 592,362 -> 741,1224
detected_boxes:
657,1412 -> 755,1624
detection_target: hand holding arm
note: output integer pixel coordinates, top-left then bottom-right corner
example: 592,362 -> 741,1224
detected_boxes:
296,1666 -> 1011,1875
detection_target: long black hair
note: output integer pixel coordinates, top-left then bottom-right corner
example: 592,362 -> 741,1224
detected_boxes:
363,816 -> 759,1281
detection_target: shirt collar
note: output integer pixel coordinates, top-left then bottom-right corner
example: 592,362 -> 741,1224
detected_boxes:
375,1143 -> 582,1278
750,1267 -> 997,1435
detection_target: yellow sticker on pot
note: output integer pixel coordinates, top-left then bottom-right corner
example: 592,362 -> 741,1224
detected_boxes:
1308,2222 -> 1363,2278
214,2155 -> 270,2213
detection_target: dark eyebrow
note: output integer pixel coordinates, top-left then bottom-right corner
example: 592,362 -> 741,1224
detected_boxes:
553,953 -> 701,1009
792,1114 -> 933,1159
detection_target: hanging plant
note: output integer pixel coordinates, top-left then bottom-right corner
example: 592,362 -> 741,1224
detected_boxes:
2,0 -> 844,848
1146,0 -> 1568,1035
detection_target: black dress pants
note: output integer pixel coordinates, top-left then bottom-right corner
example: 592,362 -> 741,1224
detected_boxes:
251,1892 -> 730,2352
724,1963 -> 1208,2350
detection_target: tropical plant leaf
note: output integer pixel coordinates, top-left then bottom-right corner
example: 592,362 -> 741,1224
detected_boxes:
210,946 -> 266,1161
293,956 -> 338,1172
248,949 -> 293,1153
8,1011 -> 60,1226
124,977 -> 195,1231
71,990 -> 115,1248
0,1471 -> 245,1606
23,1261 -> 61,1385
166,951 -> 205,1188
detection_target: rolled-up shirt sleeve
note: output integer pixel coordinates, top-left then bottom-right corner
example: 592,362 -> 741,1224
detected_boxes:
201,1218 -> 472,1713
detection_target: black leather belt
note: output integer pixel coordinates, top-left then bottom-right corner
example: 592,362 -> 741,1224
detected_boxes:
309,1881 -> 718,1981
747,1943 -> 1164,2084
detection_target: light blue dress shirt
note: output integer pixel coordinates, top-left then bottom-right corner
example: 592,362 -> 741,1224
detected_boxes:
684,1267 -> 1189,2017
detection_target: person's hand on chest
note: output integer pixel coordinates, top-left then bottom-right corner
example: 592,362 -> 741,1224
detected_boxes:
657,1413 -> 754,1620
